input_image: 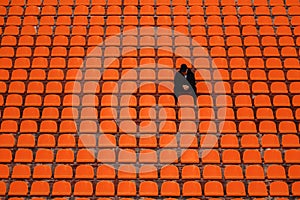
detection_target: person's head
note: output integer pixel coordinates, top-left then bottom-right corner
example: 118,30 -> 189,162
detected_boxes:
179,64 -> 188,75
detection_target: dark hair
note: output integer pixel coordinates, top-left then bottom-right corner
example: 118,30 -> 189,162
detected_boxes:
179,64 -> 188,73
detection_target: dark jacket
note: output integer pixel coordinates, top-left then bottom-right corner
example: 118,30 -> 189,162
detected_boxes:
186,68 -> 196,93
174,69 -> 196,97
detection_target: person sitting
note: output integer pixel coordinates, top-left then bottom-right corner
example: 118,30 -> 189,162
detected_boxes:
174,64 -> 196,102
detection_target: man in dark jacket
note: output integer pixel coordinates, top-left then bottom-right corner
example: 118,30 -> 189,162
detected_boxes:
174,64 -> 196,102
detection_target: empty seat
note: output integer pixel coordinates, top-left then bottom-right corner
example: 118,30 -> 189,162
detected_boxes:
183,181 -> 202,196
204,181 -> 224,196
182,165 -> 200,179
246,165 -> 264,179
243,150 -> 262,163
248,181 -> 268,196
139,181 -> 158,196
8,181 -> 28,196
203,165 -> 222,179
30,181 -> 50,196
52,181 -> 71,196
226,181 -> 246,196
267,165 -> 286,179
161,181 -> 180,196
224,165 -> 243,179
117,181 -> 136,196
270,181 -> 289,196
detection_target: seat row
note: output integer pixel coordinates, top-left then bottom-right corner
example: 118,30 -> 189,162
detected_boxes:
1,0 -> 299,6
0,119 -> 299,134
6,5 -> 298,16
0,133 -> 298,148
2,93 -> 300,107
1,35 -> 300,48
2,25 -> 300,37
1,180 -> 300,196
2,81 -> 300,95
2,68 -> 300,82
1,163 -> 300,180
1,46 -> 299,58
0,147 -> 299,164
1,106 -> 299,121
0,57 -> 298,69
1,14 -> 300,27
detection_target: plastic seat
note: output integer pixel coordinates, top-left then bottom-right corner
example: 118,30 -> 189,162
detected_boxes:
235,95 -> 252,107
139,181 -> 158,196
0,121 -> 18,133
12,165 -> 31,178
285,149 -> 300,163
74,181 -> 93,196
117,181 -> 136,196
119,134 -> 137,148
33,165 -> 52,179
97,149 -> 116,163
98,134 -> 116,147
181,149 -> 199,163
183,181 -> 202,196
76,149 -> 95,163
96,181 -> 115,196
292,182 -> 300,196
203,165 -> 222,179
217,107 -> 234,120
161,181 -> 180,196
252,95 -> 269,107
182,165 -> 200,179
14,149 -> 33,163
159,149 -> 178,163
35,149 -> 53,163
243,150 -> 262,163
0,134 -> 15,148
287,69 -> 300,81
138,149 -> 157,163
97,164 -> 115,179
52,181 -> 71,196
288,165 -> 300,179
159,121 -> 176,134
221,135 -> 239,148
160,165 -> 179,179
267,165 -> 286,179
56,149 -> 74,163
252,82 -> 269,93
264,149 -> 283,163
282,134 -> 300,148
241,135 -> 259,148
270,181 -> 289,196
222,150 -> 241,164
204,181 -> 224,196
138,165 -> 157,179
256,108 -> 274,119
118,149 -> 136,163
218,121 -> 236,134
261,134 -> 280,148
226,181 -> 246,196
8,181 -> 28,196
248,181 -> 268,196
276,108 -> 294,120
246,165 -> 264,180
19,120 -> 38,133
202,150 -> 220,163
159,134 -> 177,148
224,165 -> 243,179
30,181 -> 50,196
